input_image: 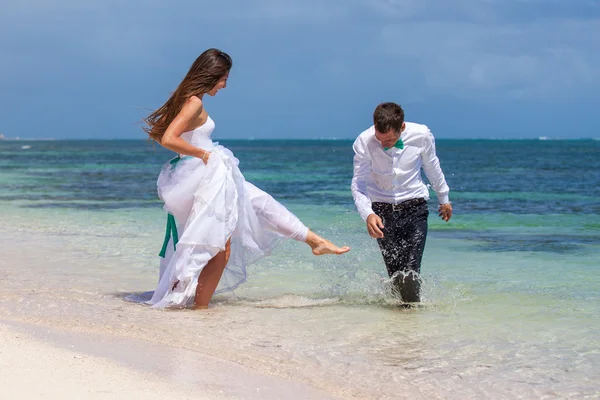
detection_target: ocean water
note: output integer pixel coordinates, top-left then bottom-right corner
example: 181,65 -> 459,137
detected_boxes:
1,138 -> 599,399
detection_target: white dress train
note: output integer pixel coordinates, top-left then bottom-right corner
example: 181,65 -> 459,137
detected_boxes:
147,116 -> 308,308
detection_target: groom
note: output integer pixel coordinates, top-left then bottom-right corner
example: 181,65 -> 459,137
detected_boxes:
351,102 -> 452,304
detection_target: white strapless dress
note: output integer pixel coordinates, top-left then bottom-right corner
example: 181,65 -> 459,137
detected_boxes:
147,116 -> 308,308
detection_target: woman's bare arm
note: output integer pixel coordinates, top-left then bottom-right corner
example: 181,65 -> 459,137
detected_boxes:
160,96 -> 210,161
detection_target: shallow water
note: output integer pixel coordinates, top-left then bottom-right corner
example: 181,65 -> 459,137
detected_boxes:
1,138 -> 599,398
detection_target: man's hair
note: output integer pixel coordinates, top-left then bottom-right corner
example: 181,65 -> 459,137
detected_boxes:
373,102 -> 404,134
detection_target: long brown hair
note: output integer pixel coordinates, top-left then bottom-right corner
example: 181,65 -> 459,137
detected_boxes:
144,48 -> 232,142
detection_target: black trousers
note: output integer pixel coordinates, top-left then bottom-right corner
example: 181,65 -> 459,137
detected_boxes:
372,199 -> 429,303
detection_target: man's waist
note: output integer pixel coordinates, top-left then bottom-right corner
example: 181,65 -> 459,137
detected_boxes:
372,198 -> 427,213
366,181 -> 430,200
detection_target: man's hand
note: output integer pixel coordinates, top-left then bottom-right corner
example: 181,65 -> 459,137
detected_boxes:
366,214 -> 385,238
438,203 -> 452,222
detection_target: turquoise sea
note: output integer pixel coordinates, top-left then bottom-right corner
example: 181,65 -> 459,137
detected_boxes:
0,138 -> 599,399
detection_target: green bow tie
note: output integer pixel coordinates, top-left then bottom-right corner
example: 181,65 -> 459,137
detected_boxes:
384,139 -> 404,151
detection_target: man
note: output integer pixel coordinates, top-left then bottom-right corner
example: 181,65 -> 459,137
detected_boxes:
351,102 -> 452,304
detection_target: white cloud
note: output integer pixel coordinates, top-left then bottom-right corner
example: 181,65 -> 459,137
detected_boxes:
380,18 -> 600,99
1,0 -> 599,101
225,1 -> 352,20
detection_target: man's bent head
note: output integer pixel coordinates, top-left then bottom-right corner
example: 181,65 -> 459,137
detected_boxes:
373,102 -> 405,148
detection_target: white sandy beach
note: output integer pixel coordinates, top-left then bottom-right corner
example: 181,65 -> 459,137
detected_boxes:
0,322 -> 339,400
0,324 -> 199,400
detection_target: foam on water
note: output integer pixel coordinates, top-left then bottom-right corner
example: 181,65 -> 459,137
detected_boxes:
236,294 -> 341,309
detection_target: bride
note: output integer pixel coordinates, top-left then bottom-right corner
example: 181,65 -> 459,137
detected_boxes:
143,48 -> 350,309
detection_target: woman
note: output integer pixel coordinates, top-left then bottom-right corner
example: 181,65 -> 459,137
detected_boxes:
144,48 -> 350,309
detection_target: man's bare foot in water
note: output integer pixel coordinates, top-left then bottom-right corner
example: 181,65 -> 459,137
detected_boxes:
306,230 -> 350,255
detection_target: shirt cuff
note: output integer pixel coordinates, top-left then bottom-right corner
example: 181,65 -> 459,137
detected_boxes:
360,207 -> 375,222
437,194 -> 450,204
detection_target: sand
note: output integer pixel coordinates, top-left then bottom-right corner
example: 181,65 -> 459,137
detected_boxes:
0,322 -> 338,400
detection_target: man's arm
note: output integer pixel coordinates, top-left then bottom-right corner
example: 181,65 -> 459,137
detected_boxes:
421,128 -> 452,221
351,138 -> 386,237
351,139 -> 375,221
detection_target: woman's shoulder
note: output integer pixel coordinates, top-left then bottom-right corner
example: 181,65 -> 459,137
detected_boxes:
179,96 -> 204,120
186,95 -> 203,109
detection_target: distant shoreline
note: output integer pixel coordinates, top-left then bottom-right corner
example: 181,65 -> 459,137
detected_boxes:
0,137 -> 58,141
1,137 -> 598,141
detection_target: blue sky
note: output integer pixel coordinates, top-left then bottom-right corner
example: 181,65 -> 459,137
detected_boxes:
1,0 -> 599,139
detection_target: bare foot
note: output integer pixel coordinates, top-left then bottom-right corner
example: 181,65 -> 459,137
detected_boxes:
191,304 -> 209,310
307,233 -> 350,255
305,230 -> 350,255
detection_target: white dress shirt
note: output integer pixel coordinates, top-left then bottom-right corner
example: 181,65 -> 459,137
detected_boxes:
351,122 -> 450,221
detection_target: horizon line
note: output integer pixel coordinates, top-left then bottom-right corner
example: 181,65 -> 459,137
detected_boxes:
1,137 -> 598,142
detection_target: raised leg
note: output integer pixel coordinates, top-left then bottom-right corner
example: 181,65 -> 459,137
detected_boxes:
246,182 -> 350,255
